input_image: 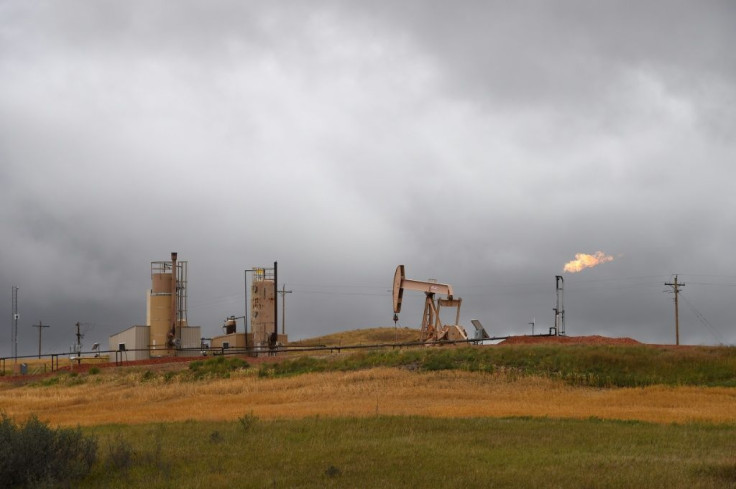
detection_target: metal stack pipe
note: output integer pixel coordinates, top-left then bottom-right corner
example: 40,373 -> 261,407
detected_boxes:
170,252 -> 178,346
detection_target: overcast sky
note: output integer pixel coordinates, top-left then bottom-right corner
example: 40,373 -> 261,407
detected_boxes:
2,1 -> 735,356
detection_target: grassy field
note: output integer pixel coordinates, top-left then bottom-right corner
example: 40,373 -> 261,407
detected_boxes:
3,338 -> 736,487
79,417 -> 736,489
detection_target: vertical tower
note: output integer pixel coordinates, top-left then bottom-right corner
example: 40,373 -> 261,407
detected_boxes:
250,266 -> 276,347
11,286 -> 19,360
554,275 -> 565,336
148,252 -> 187,356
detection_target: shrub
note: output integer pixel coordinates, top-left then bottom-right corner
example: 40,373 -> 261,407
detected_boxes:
188,356 -> 249,380
188,360 -> 204,371
325,465 -> 342,478
238,412 -> 259,432
259,356 -> 327,377
209,431 -> 223,444
422,351 -> 457,371
0,414 -> 97,488
140,370 -> 156,382
88,367 -> 100,375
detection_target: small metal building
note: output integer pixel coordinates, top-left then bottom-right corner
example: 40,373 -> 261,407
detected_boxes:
108,325 -> 150,361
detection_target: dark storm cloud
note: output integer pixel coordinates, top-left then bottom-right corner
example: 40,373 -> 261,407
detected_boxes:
1,1 -> 735,356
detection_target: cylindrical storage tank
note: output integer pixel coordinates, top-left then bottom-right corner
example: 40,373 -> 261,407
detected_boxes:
251,279 -> 275,346
152,273 -> 173,294
149,294 -> 173,357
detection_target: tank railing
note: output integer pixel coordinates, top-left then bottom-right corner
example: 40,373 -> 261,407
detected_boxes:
252,267 -> 275,282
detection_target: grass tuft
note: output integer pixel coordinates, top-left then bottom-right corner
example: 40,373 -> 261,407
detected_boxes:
238,412 -> 259,432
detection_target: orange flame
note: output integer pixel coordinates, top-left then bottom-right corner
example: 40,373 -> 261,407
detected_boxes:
563,251 -> 614,273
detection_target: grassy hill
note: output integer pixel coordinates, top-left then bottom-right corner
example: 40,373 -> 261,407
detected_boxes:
271,340 -> 736,388
289,326 -> 421,346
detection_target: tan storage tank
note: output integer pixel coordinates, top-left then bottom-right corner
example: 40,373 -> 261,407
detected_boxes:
148,253 -> 187,357
152,272 -> 172,294
107,252 -> 195,360
149,271 -> 174,355
149,292 -> 173,356
251,277 -> 275,347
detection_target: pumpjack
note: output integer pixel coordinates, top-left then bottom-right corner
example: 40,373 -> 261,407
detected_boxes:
392,265 -> 468,342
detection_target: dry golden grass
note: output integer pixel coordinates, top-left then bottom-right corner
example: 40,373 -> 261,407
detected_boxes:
289,327 -> 420,346
2,367 -> 736,427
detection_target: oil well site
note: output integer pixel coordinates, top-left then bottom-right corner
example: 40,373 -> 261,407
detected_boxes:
3,252 -> 736,489
3,250 -> 586,374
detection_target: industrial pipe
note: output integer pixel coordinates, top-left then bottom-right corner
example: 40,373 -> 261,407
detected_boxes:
170,252 -> 178,347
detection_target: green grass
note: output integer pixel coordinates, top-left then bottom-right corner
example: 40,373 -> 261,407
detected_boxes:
187,356 -> 249,380
77,416 -> 736,488
30,370 -> 88,388
259,345 -> 736,387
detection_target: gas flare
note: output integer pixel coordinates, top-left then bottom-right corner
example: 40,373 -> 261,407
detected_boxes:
563,251 -> 614,273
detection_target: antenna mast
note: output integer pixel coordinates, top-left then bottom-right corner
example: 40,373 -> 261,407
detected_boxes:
11,286 -> 19,364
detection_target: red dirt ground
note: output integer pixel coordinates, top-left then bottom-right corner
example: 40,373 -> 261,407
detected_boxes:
500,335 -> 641,346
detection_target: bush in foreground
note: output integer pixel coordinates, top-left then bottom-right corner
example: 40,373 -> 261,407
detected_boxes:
0,414 -> 97,488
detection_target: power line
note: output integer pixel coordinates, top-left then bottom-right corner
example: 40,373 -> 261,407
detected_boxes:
680,295 -> 725,345
682,282 -> 736,288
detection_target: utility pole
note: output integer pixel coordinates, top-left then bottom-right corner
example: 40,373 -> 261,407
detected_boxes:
32,321 -> 50,359
278,284 -> 293,335
665,275 -> 685,345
